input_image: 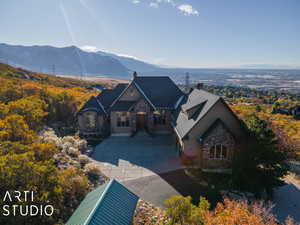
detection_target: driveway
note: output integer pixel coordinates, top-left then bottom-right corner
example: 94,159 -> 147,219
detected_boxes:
272,174 -> 300,223
91,132 -> 182,182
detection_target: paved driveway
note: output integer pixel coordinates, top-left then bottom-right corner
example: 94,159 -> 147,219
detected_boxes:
91,133 -> 182,182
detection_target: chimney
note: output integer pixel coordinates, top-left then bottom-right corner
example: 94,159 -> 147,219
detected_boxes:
133,71 -> 138,79
196,83 -> 204,90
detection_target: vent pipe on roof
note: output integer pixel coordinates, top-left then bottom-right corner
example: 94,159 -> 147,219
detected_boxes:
133,71 -> 138,79
196,83 -> 204,90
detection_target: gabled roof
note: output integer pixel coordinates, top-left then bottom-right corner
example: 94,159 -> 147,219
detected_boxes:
78,83 -> 128,115
173,89 -> 221,139
97,83 -> 128,110
200,118 -> 236,141
78,96 -> 106,115
111,76 -> 184,110
66,179 -> 138,225
133,76 -> 184,109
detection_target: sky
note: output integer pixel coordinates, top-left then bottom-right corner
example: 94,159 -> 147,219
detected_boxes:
0,0 -> 299,68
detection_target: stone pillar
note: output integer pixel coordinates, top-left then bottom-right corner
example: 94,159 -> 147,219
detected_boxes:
147,112 -> 154,133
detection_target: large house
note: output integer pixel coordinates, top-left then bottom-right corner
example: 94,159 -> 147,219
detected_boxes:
77,73 -> 246,169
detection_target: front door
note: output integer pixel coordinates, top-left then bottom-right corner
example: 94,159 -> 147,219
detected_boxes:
136,113 -> 147,130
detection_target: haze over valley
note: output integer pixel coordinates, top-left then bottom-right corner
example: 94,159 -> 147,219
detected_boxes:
0,43 -> 299,93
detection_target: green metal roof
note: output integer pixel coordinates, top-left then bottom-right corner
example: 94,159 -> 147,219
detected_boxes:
66,179 -> 139,225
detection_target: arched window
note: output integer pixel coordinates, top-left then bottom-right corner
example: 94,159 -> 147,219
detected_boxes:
209,144 -> 227,159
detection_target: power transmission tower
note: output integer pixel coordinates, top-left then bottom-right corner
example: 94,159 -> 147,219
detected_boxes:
185,72 -> 190,93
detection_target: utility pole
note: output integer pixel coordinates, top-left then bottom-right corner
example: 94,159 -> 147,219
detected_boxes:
52,64 -> 56,75
80,66 -> 83,81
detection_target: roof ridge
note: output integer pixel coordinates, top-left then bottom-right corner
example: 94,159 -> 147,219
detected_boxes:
194,88 -> 221,99
84,179 -> 114,225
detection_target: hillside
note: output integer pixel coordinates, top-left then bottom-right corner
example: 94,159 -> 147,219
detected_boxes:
0,43 -> 130,76
0,63 -> 114,224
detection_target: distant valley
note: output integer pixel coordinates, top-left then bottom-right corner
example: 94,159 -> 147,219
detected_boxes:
0,43 -> 299,93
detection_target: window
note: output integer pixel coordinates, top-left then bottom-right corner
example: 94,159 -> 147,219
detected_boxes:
209,145 -> 227,159
153,110 -> 166,125
85,112 -> 96,129
117,112 -> 130,127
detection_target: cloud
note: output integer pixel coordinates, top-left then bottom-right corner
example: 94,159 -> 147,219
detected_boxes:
117,54 -> 140,60
130,0 -> 199,16
80,45 -> 99,52
80,46 -> 140,60
177,4 -> 199,16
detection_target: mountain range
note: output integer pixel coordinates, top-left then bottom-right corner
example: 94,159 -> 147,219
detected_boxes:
0,43 -> 162,78
0,43 -> 299,82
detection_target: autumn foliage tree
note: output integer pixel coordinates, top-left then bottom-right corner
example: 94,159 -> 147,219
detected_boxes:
0,63 -> 96,225
163,195 -> 299,225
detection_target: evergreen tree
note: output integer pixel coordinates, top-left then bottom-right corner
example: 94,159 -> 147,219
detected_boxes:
233,115 -> 289,195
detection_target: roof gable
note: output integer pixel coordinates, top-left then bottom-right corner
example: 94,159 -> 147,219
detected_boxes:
66,179 -> 138,225
173,89 -> 221,139
97,83 -> 128,110
78,96 -> 106,115
134,76 -> 184,109
111,76 -> 184,110
200,118 -> 236,141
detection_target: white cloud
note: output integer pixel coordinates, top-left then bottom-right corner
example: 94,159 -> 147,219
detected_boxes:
130,0 -> 199,16
80,45 -> 99,52
117,54 -> 140,60
80,46 -> 140,60
177,4 -> 199,16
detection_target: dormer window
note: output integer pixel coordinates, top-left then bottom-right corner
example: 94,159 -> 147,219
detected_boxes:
209,144 -> 227,159
184,101 -> 207,120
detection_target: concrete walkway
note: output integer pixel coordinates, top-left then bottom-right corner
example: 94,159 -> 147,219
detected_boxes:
91,133 -> 182,182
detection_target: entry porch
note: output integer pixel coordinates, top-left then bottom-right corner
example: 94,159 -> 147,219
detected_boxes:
110,109 -> 173,136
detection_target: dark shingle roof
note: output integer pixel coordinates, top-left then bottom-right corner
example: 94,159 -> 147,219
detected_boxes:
133,76 -> 184,109
97,83 -> 128,110
173,89 -> 221,139
78,83 -> 128,115
110,101 -> 136,111
66,179 -> 138,225
78,96 -> 106,115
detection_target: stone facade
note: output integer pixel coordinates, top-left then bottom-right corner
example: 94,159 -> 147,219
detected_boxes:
78,111 -> 108,138
110,84 -> 173,135
77,78 -> 246,171
201,122 -> 236,169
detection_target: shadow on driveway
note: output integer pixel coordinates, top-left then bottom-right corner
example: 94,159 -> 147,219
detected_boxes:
91,134 -> 221,207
